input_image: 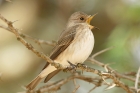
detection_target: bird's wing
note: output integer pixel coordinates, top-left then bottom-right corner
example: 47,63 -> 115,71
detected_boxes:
42,25 -> 79,70
42,25 -> 79,83
50,25 -> 79,60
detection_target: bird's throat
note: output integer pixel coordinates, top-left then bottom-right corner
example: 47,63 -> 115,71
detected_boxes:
88,25 -> 94,30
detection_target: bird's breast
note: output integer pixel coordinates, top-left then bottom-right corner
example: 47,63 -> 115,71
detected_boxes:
54,28 -> 94,66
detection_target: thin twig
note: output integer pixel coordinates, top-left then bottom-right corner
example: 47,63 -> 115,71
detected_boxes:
91,46 -> 114,58
0,24 -> 11,31
73,79 -> 77,87
38,75 -> 75,93
88,86 -> 97,93
35,75 -> 102,93
76,64 -> 133,93
135,67 -> 140,93
88,58 -> 138,83
0,24 -> 56,46
72,85 -> 80,93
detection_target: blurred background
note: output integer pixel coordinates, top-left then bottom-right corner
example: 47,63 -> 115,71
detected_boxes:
0,0 -> 140,93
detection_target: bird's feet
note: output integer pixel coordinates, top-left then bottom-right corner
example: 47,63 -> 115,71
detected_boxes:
63,61 -> 77,72
76,63 -> 87,69
66,62 -> 87,71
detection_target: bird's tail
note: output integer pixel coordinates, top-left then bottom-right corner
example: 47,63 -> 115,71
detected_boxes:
26,64 -> 58,90
26,75 -> 42,90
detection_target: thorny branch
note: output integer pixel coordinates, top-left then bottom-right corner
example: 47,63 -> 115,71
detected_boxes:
24,75 -> 103,93
0,14 -> 139,93
0,23 -> 56,46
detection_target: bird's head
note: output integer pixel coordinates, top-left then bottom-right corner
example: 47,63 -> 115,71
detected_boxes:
67,11 -> 97,29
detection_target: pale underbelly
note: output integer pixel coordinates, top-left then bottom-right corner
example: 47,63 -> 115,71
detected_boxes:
54,30 -> 94,66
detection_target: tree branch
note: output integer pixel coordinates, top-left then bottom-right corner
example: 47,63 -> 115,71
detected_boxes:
0,14 -> 138,93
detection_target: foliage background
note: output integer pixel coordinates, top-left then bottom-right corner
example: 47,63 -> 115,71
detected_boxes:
0,0 -> 140,93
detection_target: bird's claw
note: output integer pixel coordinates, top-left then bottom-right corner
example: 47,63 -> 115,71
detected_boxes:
63,61 -> 77,72
76,63 -> 87,69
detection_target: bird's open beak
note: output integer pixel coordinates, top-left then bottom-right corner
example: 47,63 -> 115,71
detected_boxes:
86,13 -> 97,25
86,13 -> 98,30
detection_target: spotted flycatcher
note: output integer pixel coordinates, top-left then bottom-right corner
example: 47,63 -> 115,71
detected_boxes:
26,11 -> 96,90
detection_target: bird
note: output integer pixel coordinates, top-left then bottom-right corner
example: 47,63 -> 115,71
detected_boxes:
26,11 -> 96,90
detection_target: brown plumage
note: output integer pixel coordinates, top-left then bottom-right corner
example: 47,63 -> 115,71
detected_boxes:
26,11 -> 95,90
43,25 -> 78,82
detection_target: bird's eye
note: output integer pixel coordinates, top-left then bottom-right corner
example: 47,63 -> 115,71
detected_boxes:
80,17 -> 84,20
